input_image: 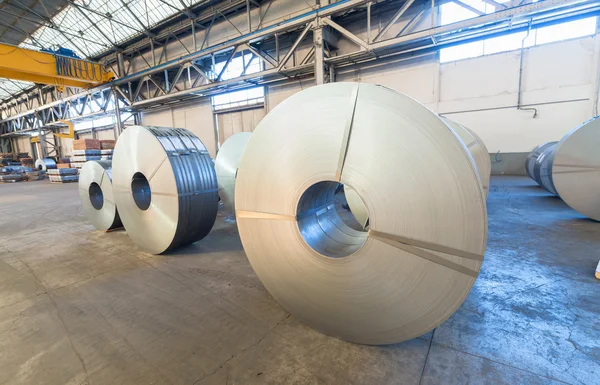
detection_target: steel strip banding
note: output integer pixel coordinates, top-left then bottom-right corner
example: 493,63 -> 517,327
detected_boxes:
79,160 -> 122,231
335,84 -> 360,182
112,126 -> 219,254
235,83 -> 487,345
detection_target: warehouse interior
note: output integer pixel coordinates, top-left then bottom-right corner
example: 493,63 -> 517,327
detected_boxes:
0,0 -> 599,384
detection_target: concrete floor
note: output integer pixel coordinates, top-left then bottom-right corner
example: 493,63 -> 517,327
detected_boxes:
0,175 -> 598,385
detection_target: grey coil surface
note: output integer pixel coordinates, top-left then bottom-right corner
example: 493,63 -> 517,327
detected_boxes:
112,126 -> 218,254
35,158 -> 57,171
532,144 -> 558,196
79,160 -> 122,231
526,142 -> 557,180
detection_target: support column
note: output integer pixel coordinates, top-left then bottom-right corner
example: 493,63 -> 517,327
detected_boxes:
314,27 -> 325,85
38,127 -> 47,159
113,88 -> 123,139
117,52 -> 126,77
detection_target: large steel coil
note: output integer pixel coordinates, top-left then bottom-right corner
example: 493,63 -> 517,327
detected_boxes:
235,83 -> 487,345
35,158 -> 56,171
215,132 -> 252,212
112,126 -> 219,254
345,117 -> 490,228
526,142 -> 557,180
79,160 -> 122,231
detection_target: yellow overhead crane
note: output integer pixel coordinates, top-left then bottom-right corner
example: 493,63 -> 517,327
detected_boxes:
0,43 -> 114,91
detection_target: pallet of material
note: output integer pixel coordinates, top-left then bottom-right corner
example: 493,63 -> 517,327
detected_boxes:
49,174 -> 79,183
20,157 -> 34,166
100,140 -> 115,149
48,168 -> 78,176
71,155 -> 102,162
0,174 -> 23,182
57,163 -> 72,169
70,162 -> 85,169
25,171 -> 46,181
73,139 -> 101,150
73,149 -> 101,156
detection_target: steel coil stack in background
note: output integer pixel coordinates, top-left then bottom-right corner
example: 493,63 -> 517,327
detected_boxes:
526,141 -> 557,181
215,132 -> 252,212
234,83 -> 487,345
532,143 -> 559,196
35,158 -> 57,171
79,160 -> 122,231
527,117 -> 600,221
112,126 -> 219,254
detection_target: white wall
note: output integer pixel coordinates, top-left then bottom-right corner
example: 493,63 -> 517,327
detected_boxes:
266,36 -> 599,154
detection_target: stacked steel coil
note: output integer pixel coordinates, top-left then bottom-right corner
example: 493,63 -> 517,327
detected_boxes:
527,117 -> 600,221
234,83 -> 488,345
79,160 -> 122,231
112,126 -> 219,254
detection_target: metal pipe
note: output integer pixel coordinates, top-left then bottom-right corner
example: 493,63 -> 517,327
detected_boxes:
517,19 -> 538,117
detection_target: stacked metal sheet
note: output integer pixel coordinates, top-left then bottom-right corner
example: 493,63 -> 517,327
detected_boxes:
26,170 -> 46,181
48,168 -> 79,183
112,126 -> 219,254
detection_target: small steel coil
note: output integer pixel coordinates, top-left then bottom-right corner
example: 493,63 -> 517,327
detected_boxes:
79,160 -> 122,231
112,126 -> 219,254
35,158 -> 57,171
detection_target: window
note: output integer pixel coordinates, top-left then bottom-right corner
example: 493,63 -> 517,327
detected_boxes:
211,53 -> 265,111
439,1 -> 598,63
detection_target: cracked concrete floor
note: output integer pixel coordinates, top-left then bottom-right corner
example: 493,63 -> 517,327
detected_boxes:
0,175 -> 598,385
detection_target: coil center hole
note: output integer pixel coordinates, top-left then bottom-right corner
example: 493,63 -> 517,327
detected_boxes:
131,172 -> 152,211
88,182 -> 104,211
296,181 -> 368,258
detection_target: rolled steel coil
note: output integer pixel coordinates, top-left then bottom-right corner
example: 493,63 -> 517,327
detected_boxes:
235,83 -> 487,345
79,160 -> 122,231
112,126 -> 219,254
442,118 -> 491,197
465,127 -> 492,187
526,142 -> 557,180
35,158 -> 57,171
345,117 -> 490,228
215,132 -> 252,212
